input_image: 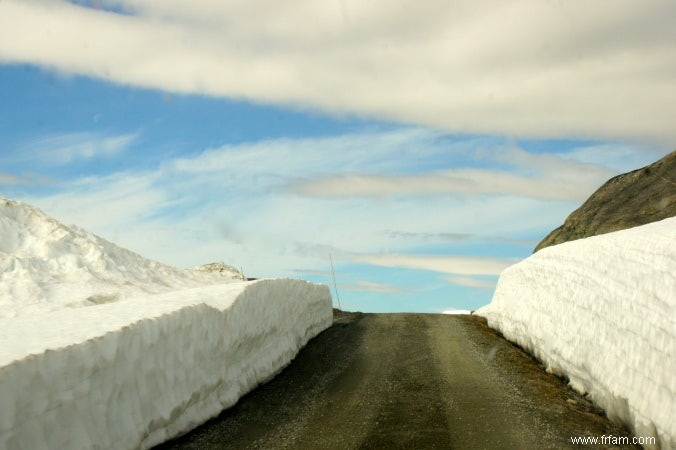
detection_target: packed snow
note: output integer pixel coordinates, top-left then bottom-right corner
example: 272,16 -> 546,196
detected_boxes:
441,308 -> 471,315
478,217 -> 675,449
0,197 -> 333,449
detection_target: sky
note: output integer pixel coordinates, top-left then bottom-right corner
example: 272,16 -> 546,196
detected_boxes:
0,0 -> 673,313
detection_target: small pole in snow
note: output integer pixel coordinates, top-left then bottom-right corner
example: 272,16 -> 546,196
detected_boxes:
329,253 -> 342,310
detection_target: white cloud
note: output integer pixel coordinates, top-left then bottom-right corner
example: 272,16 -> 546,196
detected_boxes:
352,253 -> 516,276
15,128 -> 665,279
167,127 -> 445,176
287,168 -> 602,201
25,171 -> 166,232
339,280 -> 412,294
447,275 -> 497,291
0,0 -> 674,142
286,145 -> 618,200
289,269 -> 339,278
386,230 -> 538,247
561,145 -> 670,174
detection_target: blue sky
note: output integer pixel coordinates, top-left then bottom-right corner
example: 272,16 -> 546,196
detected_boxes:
0,1 -> 673,312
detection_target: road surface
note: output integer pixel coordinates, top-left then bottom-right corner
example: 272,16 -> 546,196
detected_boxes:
156,311 -> 637,449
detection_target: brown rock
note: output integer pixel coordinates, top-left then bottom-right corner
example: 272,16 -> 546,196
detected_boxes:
534,150 -> 676,252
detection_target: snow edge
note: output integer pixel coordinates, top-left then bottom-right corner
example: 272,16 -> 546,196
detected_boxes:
0,279 -> 333,449
477,218 -> 675,450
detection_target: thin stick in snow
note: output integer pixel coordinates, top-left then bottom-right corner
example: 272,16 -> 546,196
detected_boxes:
329,253 -> 342,310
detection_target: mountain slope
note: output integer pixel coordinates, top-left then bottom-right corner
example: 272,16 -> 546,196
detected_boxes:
0,197 -> 238,318
535,150 -> 676,252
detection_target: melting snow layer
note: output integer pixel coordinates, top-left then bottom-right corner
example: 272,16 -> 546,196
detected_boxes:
0,198 -> 333,449
478,217 -> 675,449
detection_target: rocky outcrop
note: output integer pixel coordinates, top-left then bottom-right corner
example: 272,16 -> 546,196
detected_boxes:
190,261 -> 246,280
534,151 -> 676,252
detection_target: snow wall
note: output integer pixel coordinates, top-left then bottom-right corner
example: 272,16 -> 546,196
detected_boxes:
478,217 -> 675,449
0,279 -> 333,450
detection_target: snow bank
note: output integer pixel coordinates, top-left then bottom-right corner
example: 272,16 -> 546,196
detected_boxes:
0,279 -> 332,449
441,308 -> 471,315
0,197 -> 333,448
0,197 -> 238,318
478,217 -> 675,449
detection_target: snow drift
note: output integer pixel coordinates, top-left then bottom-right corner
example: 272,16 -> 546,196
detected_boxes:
0,197 -> 244,319
478,217 -> 675,449
0,197 -> 333,449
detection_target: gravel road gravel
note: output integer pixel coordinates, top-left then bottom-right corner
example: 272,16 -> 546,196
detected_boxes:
156,311 -> 638,449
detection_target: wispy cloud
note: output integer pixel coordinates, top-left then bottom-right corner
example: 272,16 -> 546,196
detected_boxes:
340,280 -> 412,294
447,275 -> 497,291
26,171 -> 166,231
290,269 -> 341,278
286,169 -> 598,201
387,231 -> 474,242
5,132 -> 137,167
561,144 -> 671,174
0,172 -> 55,186
15,128 -> 666,280
0,174 -> 21,185
286,146 -> 616,201
352,253 -> 517,276
167,128 -> 444,176
387,230 -> 537,247
0,0 -> 674,142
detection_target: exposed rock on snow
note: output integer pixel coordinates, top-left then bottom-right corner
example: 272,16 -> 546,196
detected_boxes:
190,262 -> 246,280
478,218 -> 675,449
0,197 -> 333,449
535,150 -> 676,252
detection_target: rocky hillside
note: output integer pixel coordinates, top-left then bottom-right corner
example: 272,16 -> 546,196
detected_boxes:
535,150 -> 676,252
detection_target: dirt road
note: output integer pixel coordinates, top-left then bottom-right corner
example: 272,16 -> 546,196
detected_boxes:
156,312 -> 637,449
